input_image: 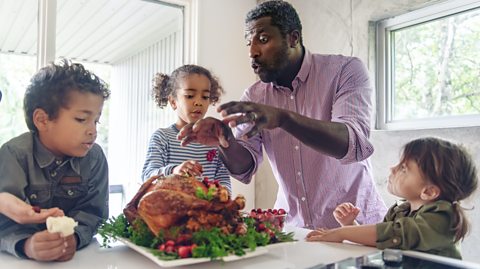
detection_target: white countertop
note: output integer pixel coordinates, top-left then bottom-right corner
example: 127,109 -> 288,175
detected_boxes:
2,226 -> 478,268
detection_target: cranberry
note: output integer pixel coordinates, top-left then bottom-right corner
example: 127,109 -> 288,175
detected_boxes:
32,206 -> 41,213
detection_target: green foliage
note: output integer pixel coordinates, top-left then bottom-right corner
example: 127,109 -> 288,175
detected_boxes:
195,186 -> 217,201
98,213 -> 295,261
392,10 -> 480,120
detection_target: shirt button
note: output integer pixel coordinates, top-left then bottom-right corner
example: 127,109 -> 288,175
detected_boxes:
67,190 -> 74,196
56,160 -> 62,165
30,194 -> 37,200
392,238 -> 399,244
297,171 -> 301,176
301,197 -> 306,201
50,171 -> 57,177
290,95 -> 294,100
295,145 -> 299,150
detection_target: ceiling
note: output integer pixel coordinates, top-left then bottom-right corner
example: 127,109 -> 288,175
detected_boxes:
0,0 -> 183,64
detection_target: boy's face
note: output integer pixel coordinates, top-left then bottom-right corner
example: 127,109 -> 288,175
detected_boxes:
38,90 -> 104,158
169,74 -> 211,129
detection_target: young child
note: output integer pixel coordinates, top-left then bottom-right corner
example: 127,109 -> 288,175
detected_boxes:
141,65 -> 232,192
306,137 -> 478,259
0,59 -> 110,262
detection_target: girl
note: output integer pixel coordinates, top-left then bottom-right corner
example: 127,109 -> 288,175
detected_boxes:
141,65 -> 232,192
306,137 -> 478,259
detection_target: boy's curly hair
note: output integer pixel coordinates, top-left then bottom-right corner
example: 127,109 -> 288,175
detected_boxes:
24,59 -> 110,133
152,64 -> 224,108
245,0 -> 303,46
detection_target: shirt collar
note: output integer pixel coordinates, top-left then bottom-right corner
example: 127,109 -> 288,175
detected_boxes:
272,49 -> 312,90
296,49 -> 312,84
33,135 -> 80,174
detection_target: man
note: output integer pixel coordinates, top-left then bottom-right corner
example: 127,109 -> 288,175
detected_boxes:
178,0 -> 386,229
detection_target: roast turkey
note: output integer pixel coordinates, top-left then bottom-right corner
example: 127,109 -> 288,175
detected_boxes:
124,174 -> 246,241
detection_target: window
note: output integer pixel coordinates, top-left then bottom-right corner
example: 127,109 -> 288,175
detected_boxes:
1,0 -> 191,217
376,0 -> 480,130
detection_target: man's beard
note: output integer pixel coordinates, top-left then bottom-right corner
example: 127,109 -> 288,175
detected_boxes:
258,43 -> 290,83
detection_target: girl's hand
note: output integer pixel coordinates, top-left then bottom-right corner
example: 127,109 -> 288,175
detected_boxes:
0,192 -> 64,224
173,160 -> 203,177
305,228 -> 343,243
333,202 -> 360,226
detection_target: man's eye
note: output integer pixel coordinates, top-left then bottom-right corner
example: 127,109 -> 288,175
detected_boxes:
203,96 -> 210,100
259,36 -> 268,43
75,118 -> 86,123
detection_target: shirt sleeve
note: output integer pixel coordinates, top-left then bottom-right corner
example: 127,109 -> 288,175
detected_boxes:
332,57 -> 374,164
0,144 -> 40,257
141,130 -> 174,181
375,206 -> 454,252
69,144 -> 109,250
226,92 -> 264,184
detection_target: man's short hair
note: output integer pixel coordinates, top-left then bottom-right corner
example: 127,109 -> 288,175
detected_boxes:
245,0 -> 303,45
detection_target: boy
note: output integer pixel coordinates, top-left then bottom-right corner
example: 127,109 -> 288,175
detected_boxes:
0,59 -> 110,261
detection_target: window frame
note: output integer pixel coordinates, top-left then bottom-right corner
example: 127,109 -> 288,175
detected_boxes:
375,0 -> 480,130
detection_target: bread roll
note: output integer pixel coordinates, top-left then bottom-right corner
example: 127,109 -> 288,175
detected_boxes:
46,216 -> 78,236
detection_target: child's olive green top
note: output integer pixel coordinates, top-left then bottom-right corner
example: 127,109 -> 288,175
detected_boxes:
376,200 -> 461,259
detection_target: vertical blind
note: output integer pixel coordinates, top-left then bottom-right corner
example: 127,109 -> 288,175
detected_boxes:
107,30 -> 182,199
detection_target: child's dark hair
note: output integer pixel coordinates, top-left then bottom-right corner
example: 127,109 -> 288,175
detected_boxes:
400,137 -> 478,242
152,64 -> 224,108
245,0 -> 303,46
24,59 -> 110,133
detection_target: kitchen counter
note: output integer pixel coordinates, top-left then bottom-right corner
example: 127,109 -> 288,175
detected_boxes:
1,226 -> 479,268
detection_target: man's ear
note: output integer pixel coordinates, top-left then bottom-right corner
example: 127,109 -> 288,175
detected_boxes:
168,96 -> 177,110
420,185 -> 441,201
32,108 -> 50,131
288,30 -> 300,48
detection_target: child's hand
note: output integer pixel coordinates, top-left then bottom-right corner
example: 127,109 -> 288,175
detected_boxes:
24,230 -> 69,261
305,228 -> 343,243
55,234 -> 77,262
173,160 -> 203,177
0,192 -> 64,224
333,202 -> 360,226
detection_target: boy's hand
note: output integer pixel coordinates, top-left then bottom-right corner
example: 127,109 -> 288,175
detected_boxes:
173,160 -> 203,177
305,228 -> 343,243
0,192 -> 64,224
56,234 -> 77,262
24,230 -> 68,261
333,202 -> 360,226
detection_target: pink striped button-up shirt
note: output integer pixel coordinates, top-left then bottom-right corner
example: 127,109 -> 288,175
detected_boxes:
232,50 -> 387,229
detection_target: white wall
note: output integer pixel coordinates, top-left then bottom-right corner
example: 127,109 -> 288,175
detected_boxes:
195,0 -> 257,210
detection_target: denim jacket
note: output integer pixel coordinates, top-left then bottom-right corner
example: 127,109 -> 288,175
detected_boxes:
0,132 -> 108,257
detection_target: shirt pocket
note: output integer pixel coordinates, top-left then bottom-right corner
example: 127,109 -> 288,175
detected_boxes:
53,183 -> 89,212
25,184 -> 51,208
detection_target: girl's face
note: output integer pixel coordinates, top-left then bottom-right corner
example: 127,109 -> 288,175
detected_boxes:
170,73 -> 211,129
387,159 -> 429,202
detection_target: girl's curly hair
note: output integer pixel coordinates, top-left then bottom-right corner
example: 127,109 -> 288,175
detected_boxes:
152,64 -> 224,108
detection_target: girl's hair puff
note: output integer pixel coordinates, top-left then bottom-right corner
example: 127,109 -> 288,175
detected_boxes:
152,65 -> 224,108
400,137 -> 478,242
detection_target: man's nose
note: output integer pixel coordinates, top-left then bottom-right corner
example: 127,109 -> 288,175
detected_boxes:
249,44 -> 260,59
